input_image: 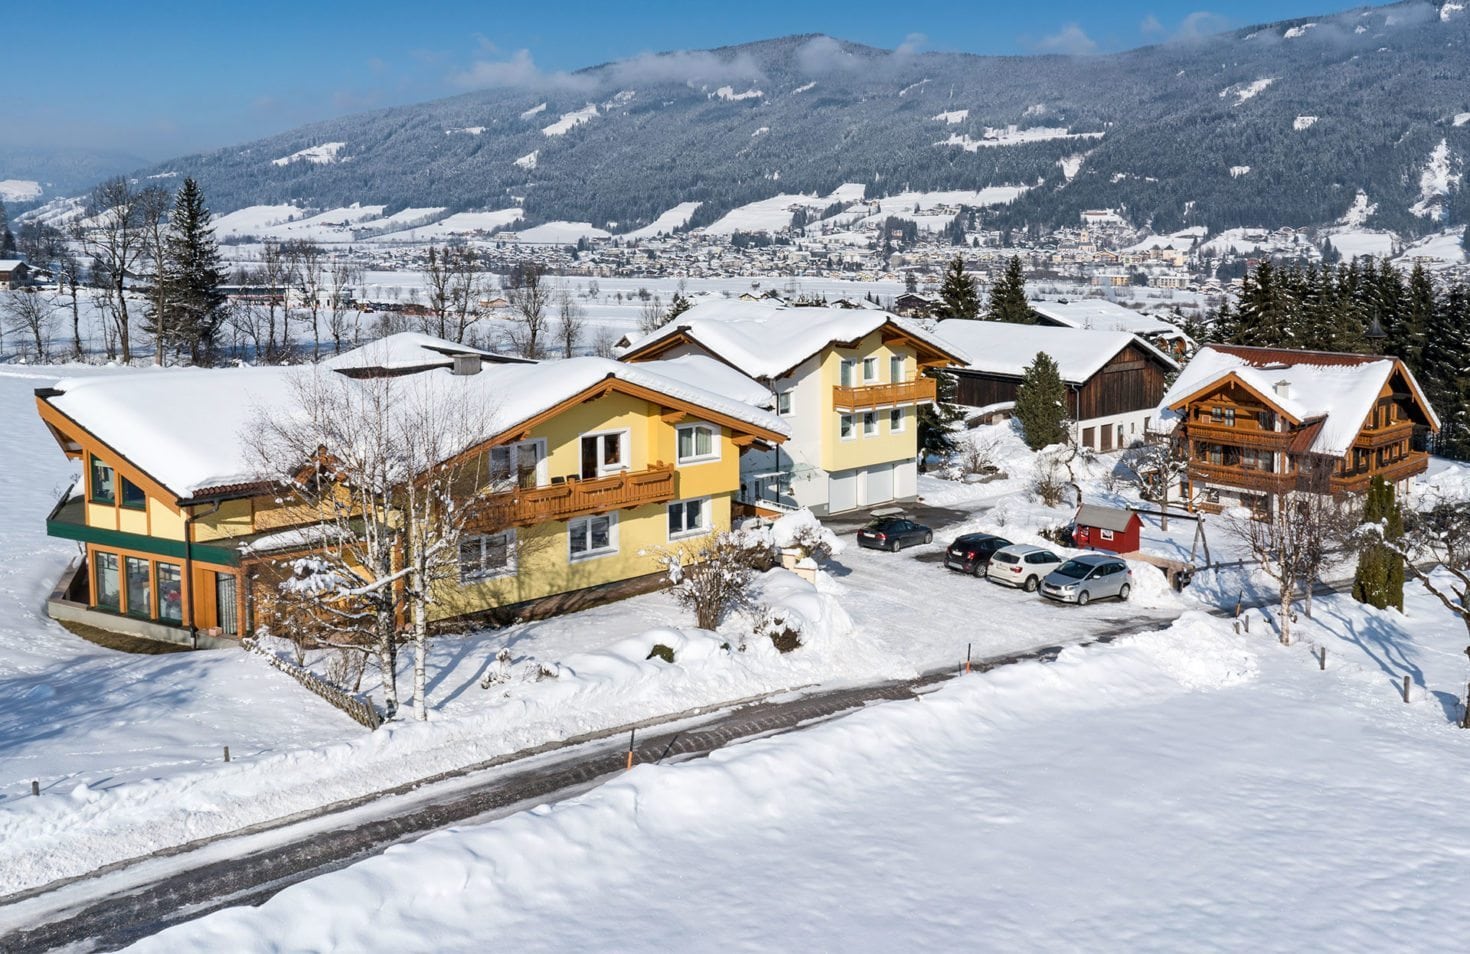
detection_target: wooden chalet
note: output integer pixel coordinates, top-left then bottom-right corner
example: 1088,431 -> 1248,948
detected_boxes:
1158,345 -> 1440,513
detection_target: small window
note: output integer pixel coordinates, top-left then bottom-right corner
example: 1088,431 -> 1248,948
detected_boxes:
840,415 -> 854,439
95,551 -> 120,610
569,514 -> 617,560
1223,408 -> 1236,426
890,355 -> 904,382
862,357 -> 878,382
1210,406 -> 1223,423
889,408 -> 904,432
1100,528 -> 1115,541
121,477 -> 146,510
677,423 -> 719,463
460,531 -> 516,581
90,456 -> 116,505
776,390 -> 793,416
840,359 -> 856,387
863,411 -> 878,436
668,498 -> 710,539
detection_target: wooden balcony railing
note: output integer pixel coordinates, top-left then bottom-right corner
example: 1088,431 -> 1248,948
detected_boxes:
1330,451 -> 1429,494
1187,461 -> 1298,494
475,463 -> 677,528
832,377 -> 937,412
1353,420 -> 1415,450
1185,422 -> 1295,452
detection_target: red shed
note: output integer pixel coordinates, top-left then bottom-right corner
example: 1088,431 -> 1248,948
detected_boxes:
1072,504 -> 1141,553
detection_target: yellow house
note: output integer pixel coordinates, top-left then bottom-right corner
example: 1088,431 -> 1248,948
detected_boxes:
618,301 -> 966,515
36,334 -> 788,648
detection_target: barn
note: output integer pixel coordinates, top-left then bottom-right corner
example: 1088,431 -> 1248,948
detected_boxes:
933,321 -> 1179,451
1072,504 -> 1142,553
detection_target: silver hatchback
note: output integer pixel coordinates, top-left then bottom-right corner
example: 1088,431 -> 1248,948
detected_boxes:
1041,554 -> 1134,605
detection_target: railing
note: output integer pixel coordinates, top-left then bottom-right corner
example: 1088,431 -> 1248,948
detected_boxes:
1353,420 -> 1415,450
1330,451 -> 1430,493
1185,422 -> 1295,452
476,463 -> 677,528
1187,461 -> 1298,494
832,377 -> 936,412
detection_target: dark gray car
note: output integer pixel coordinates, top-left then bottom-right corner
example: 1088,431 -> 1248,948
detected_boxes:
1040,554 -> 1134,605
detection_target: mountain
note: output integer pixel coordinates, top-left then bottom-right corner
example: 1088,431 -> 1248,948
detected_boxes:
0,146 -> 148,210
105,1 -> 1470,236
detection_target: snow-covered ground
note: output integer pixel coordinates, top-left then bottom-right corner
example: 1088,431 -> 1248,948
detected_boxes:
131,581 -> 1470,952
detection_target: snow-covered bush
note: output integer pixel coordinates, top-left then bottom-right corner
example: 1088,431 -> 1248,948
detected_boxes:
1032,456 -> 1070,507
753,606 -> 803,653
650,528 -> 774,629
770,508 -> 844,561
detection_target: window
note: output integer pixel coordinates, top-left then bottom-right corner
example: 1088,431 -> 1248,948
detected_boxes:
1210,406 -> 1223,423
489,440 -> 544,489
90,456 -> 116,505
95,551 -> 120,610
863,411 -> 878,436
668,498 -> 710,539
676,423 -> 719,464
1257,411 -> 1274,431
840,359 -> 856,387
1223,408 -> 1236,426
460,531 -> 516,581
1100,528 -> 1115,541
157,563 -> 183,623
889,408 -> 904,432
580,431 -> 626,479
569,513 -> 617,560
776,390 -> 793,416
126,557 -> 151,617
121,477 -> 146,510
840,415 -> 855,440
890,355 -> 905,383
862,357 -> 878,382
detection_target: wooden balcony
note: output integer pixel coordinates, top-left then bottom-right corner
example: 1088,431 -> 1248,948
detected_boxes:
1187,461 -> 1298,495
1353,420 -> 1415,450
832,377 -> 936,412
1185,422 -> 1294,452
475,464 -> 676,528
1330,451 -> 1430,494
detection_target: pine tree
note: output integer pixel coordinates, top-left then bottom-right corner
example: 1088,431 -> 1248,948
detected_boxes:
161,178 -> 227,365
917,369 -> 963,468
1420,283 -> 1470,458
934,255 -> 980,319
1237,260 -> 1289,346
1353,476 -> 1405,611
986,255 -> 1032,323
1015,352 -> 1069,450
665,292 -> 693,323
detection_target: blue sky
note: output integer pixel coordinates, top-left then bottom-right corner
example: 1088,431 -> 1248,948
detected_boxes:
6,0 -> 1342,160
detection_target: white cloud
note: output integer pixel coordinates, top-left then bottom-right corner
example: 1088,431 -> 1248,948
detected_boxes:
1140,14 -> 1165,36
1172,11 -> 1232,42
1033,23 -> 1099,56
894,32 -> 927,56
451,48 -> 564,89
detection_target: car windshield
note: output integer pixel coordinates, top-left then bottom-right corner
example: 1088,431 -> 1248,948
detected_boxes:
992,551 -> 1019,564
1053,560 -> 1093,579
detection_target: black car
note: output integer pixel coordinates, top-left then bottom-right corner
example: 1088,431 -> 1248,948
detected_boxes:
944,533 -> 1013,576
856,516 -> 934,552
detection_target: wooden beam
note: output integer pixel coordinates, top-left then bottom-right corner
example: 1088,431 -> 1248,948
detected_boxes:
660,409 -> 689,424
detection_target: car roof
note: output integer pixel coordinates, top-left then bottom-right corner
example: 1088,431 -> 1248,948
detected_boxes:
956,532 -> 1006,543
996,543 -> 1049,556
1067,552 -> 1119,565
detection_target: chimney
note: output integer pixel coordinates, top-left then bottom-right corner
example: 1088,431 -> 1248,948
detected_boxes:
1274,379 -> 1291,400
451,353 -> 482,376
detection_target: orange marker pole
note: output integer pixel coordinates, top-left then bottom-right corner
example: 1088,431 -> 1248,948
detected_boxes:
626,729 -> 635,771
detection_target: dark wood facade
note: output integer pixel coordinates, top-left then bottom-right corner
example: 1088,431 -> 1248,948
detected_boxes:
952,343 -> 1173,421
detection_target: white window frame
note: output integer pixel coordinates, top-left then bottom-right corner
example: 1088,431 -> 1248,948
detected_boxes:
568,512 -> 619,561
839,414 -> 855,441
1099,528 -> 1115,541
581,428 -> 630,477
487,439 -> 547,490
890,355 -> 905,383
459,530 -> 517,581
889,407 -> 905,432
862,410 -> 878,437
667,497 -> 712,540
775,389 -> 794,416
862,356 -> 878,383
676,422 -> 721,465
839,359 -> 857,387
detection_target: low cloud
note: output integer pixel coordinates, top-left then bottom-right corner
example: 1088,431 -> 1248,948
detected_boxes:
450,48 -> 572,89
894,32 -> 927,56
1032,23 -> 1099,56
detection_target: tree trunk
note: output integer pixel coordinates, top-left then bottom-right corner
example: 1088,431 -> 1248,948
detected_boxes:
70,290 -> 82,359
1279,579 -> 1293,645
410,564 -> 430,722
115,277 -> 131,363
376,612 -> 399,719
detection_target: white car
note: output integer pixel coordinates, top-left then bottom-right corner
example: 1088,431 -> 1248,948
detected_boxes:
985,544 -> 1063,592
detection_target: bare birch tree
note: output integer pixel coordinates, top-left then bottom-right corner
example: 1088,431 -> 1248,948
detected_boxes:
1229,492 -> 1348,645
1,289 -> 59,359
137,185 -> 173,365
504,263 -> 551,358
288,241 -> 325,359
554,289 -> 585,358
74,177 -> 147,363
325,254 -> 362,355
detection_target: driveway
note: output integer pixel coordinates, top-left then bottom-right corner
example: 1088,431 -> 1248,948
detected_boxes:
823,500 -> 984,536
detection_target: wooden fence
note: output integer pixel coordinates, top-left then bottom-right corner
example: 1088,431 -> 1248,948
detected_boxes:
243,638 -> 383,730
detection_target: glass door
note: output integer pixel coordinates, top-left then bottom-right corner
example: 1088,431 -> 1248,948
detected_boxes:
216,573 -> 239,636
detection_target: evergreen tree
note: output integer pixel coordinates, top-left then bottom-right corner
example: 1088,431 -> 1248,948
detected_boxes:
986,255 -> 1032,323
1420,283 -> 1470,458
934,255 -> 980,319
161,178 -> 227,365
1353,476 -> 1405,611
916,369 -> 963,468
1015,351 -> 1069,450
1236,260 -> 1289,346
0,199 -> 12,258
665,291 -> 693,323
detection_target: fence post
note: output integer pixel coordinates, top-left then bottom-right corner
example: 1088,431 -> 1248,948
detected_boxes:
223,746 -> 231,763
1403,674 -> 1412,704
32,780 -> 40,797
966,643 -> 972,674
1318,646 -> 1326,671
626,730 -> 635,771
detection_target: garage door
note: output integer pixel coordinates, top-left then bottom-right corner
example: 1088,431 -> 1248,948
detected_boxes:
828,470 -> 858,513
861,463 -> 894,506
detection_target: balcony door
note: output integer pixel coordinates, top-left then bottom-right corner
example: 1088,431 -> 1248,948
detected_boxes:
489,439 -> 545,491
580,431 -> 626,480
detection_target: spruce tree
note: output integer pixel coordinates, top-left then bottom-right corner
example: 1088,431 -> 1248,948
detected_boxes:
1015,351 -> 1069,450
161,178 -> 227,365
986,255 -> 1032,323
1353,476 -> 1405,611
917,369 -> 963,468
934,255 -> 980,319
1420,283 -> 1470,458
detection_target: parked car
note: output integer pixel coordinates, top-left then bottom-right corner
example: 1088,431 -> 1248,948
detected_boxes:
1040,553 -> 1134,605
944,533 -> 1013,576
856,516 -> 933,552
985,544 -> 1063,592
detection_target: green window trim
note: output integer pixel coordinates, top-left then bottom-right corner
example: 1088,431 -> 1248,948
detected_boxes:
89,455 -> 117,506
46,519 -> 242,567
121,477 -> 147,511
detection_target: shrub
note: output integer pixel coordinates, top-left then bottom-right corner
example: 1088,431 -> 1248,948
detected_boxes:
754,607 -> 803,654
647,643 -> 676,663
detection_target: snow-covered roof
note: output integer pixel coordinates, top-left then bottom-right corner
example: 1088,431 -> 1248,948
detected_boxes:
0,259 -> 26,270
619,300 -> 967,379
933,320 -> 1176,383
1030,299 -> 1189,340
44,357 -> 790,499
1158,345 -> 1440,458
1074,504 -> 1138,532
319,332 -> 528,373
633,353 -> 772,408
